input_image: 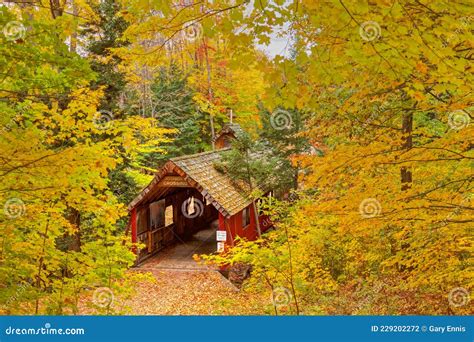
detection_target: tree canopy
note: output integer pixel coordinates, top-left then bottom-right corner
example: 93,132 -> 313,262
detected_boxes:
0,0 -> 471,315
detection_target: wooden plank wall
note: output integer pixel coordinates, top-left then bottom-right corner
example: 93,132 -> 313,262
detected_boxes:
135,187 -> 218,263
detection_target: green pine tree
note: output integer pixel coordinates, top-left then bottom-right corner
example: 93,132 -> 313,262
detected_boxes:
83,0 -> 129,113
258,106 -> 313,192
149,65 -> 209,165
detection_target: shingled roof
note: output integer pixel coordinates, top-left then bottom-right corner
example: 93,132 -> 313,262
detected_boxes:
212,123 -> 245,142
127,149 -> 253,218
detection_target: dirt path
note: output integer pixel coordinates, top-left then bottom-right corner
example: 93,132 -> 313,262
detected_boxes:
120,228 -> 267,315
124,269 -> 239,314
139,227 -> 217,271
79,228 -> 268,315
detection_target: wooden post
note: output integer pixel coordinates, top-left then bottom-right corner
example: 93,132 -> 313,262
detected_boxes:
147,231 -> 152,253
131,208 -> 137,254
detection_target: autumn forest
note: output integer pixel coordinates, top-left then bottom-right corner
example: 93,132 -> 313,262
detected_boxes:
0,0 -> 472,316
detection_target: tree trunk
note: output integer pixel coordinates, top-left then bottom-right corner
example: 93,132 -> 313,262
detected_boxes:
203,38 -> 216,150
35,219 -> 50,314
69,1 -> 78,53
244,150 -> 262,237
49,0 -> 64,19
252,200 -> 262,237
67,207 -> 81,252
401,112 -> 413,190
293,161 -> 300,190
283,224 -> 300,314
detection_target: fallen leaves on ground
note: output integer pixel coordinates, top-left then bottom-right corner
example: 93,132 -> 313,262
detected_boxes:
79,269 -> 271,315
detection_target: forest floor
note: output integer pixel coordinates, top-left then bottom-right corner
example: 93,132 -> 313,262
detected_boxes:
126,227 -> 235,314
81,227 -> 269,315
123,268 -> 253,315
138,227 -> 218,271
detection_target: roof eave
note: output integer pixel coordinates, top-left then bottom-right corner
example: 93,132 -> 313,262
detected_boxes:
127,160 -> 235,218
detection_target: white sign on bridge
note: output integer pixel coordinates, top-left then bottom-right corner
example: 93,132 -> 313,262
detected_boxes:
216,231 -> 227,241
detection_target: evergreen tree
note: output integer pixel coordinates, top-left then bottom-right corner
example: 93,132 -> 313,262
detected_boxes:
215,130 -> 299,237
83,0 -> 129,113
258,106 -> 312,192
149,65 -> 208,166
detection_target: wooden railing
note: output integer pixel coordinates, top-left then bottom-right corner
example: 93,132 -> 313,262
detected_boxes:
137,224 -> 175,261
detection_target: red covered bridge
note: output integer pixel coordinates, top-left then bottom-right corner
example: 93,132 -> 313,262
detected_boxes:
128,124 -> 272,264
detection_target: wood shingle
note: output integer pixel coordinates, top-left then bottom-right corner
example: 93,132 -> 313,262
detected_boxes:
128,149 -> 253,218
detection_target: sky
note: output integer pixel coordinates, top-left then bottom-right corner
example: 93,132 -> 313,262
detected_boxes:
261,24 -> 293,58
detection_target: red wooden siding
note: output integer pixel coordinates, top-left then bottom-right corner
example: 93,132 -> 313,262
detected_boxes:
218,203 -> 270,247
131,207 -> 137,254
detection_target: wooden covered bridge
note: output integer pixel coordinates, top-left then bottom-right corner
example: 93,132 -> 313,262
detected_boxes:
128,124 -> 271,264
